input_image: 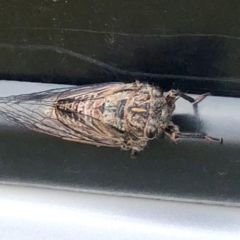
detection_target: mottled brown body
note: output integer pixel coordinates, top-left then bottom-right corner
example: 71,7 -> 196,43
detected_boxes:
0,81 -> 222,157
55,81 -> 173,153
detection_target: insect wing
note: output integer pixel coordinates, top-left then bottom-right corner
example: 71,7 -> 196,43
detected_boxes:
0,82 -> 135,148
54,82 -> 136,147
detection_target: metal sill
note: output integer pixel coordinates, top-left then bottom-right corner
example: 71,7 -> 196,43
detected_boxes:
0,80 -> 240,239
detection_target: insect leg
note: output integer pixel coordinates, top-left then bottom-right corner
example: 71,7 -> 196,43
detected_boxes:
166,91 -> 223,144
176,132 -> 223,144
164,122 -> 223,144
179,92 -> 211,105
168,90 -> 211,105
131,149 -> 137,158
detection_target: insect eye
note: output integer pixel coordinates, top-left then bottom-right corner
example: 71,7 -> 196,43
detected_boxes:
152,88 -> 163,98
145,125 -> 158,139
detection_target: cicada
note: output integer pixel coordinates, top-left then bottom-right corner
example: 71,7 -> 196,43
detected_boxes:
0,80 -> 222,157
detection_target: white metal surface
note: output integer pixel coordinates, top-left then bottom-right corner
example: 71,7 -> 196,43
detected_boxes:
0,183 -> 240,240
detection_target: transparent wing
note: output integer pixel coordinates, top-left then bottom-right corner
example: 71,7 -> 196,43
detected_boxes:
0,82 -> 135,147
